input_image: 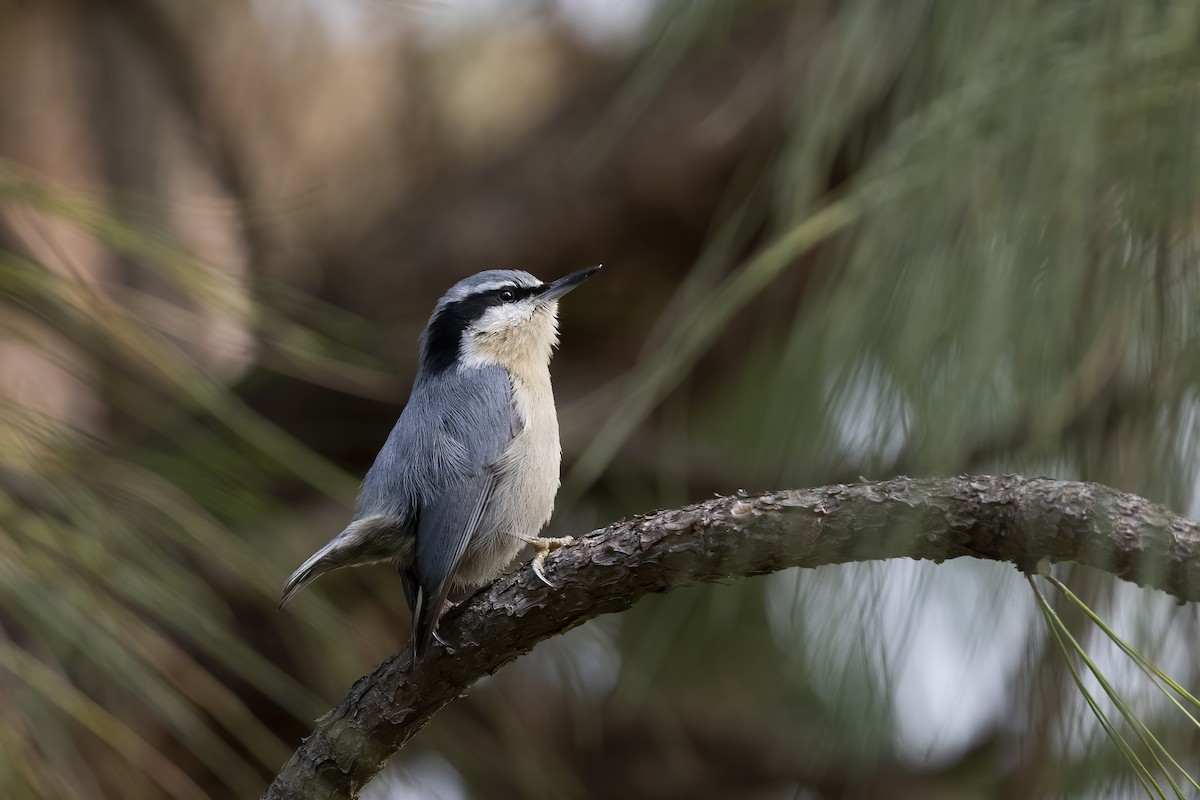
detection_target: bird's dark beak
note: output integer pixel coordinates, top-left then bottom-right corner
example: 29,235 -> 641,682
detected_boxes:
539,265 -> 601,301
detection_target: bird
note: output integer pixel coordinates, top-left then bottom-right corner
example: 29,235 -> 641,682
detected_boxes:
279,265 -> 600,659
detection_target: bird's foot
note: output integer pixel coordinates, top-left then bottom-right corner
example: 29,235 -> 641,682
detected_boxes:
432,598 -> 460,649
528,536 -> 574,588
410,628 -> 455,660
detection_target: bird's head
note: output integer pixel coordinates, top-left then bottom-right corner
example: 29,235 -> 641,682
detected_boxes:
419,266 -> 600,376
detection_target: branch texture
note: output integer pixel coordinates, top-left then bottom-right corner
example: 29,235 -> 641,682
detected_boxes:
264,475 -> 1200,799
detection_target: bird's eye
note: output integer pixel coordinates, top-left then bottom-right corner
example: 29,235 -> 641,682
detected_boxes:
498,289 -> 516,302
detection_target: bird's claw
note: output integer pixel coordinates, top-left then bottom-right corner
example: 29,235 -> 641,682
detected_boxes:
531,557 -> 554,588
529,536 -> 574,589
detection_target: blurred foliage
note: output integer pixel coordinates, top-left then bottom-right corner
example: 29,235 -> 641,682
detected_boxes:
2,0 -> 1200,798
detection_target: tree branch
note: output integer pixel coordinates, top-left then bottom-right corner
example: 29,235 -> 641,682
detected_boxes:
264,474 -> 1200,799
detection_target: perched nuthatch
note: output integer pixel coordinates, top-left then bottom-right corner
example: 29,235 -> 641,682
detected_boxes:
281,266 -> 600,659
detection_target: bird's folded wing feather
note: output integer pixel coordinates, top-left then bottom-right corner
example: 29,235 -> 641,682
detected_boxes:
408,364 -> 516,654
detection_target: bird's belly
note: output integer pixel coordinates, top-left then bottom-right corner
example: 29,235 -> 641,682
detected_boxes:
455,399 -> 560,587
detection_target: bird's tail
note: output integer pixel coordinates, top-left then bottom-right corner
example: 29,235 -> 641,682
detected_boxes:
279,515 -> 407,607
279,542 -> 340,608
410,584 -> 433,661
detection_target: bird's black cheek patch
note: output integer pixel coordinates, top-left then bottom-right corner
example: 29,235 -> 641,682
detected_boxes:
421,306 -> 467,373
422,297 -> 491,373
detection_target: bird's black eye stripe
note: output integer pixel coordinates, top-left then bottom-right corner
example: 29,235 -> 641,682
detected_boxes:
490,284 -> 539,304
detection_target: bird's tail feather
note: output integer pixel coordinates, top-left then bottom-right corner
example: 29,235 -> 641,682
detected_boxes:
410,585 -> 432,661
279,543 -> 339,608
279,515 -> 407,607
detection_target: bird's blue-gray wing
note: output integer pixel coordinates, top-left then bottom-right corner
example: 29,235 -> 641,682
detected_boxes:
404,364 -> 515,656
281,405 -> 427,605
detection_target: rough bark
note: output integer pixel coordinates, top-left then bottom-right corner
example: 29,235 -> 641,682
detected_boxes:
263,474 -> 1200,799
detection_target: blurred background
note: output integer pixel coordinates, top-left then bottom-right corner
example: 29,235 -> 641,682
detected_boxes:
3,0 -> 1200,797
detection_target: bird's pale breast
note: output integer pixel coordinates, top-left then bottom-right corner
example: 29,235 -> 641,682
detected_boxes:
453,366 -> 560,586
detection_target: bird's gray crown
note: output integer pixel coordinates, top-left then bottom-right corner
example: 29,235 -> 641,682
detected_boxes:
436,270 -> 541,308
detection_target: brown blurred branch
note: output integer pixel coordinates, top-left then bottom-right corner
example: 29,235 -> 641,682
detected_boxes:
264,475 -> 1200,799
